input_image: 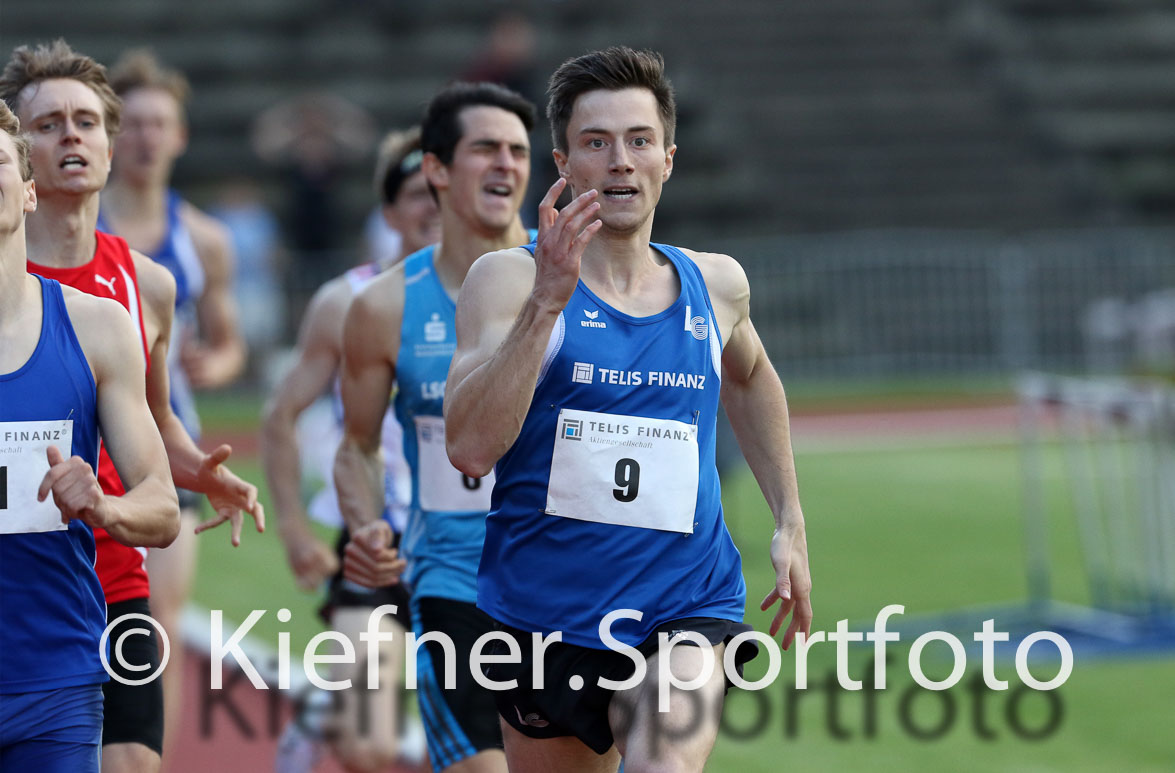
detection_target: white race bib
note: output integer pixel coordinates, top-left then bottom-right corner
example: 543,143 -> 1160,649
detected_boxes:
546,409 -> 698,533
0,420 -> 73,534
414,415 -> 494,512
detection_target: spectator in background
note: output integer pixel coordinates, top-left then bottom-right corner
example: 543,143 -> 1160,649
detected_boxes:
462,11 -> 540,104
252,92 -> 375,334
461,10 -> 546,227
209,179 -> 285,362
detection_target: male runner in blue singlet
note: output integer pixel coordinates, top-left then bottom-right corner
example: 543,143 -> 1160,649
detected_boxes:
444,48 -> 813,773
0,101 -> 179,773
336,82 -> 536,773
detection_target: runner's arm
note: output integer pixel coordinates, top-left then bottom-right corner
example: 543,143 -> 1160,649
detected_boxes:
445,180 -> 600,475
262,280 -> 347,588
48,293 -> 180,547
334,271 -> 401,533
711,253 -> 812,649
136,255 -> 264,544
181,206 -> 247,388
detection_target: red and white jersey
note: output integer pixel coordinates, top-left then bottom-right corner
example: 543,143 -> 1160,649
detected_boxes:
29,231 -> 154,603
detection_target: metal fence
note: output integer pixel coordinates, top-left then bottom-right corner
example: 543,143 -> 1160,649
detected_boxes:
707,228 -> 1175,378
255,228 -> 1175,383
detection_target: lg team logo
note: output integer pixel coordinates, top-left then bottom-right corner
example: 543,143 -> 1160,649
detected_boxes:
684,305 -> 708,341
561,418 -> 583,441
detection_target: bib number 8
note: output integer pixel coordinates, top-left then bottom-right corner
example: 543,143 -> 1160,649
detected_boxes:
613,458 -> 640,502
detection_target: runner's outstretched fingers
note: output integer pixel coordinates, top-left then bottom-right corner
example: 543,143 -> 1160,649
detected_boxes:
192,443 -> 266,545
532,178 -> 601,312
761,522 -> 813,650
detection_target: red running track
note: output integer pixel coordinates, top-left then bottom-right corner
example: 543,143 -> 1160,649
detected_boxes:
169,646 -> 415,773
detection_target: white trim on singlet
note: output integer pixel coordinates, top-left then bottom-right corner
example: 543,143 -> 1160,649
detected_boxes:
709,313 -> 723,381
172,213 -> 206,301
404,266 -> 430,287
536,312 -> 566,387
116,263 -> 148,366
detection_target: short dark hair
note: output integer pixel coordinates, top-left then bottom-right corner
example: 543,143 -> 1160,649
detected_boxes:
0,39 -> 122,138
420,81 -> 536,166
547,47 -> 676,152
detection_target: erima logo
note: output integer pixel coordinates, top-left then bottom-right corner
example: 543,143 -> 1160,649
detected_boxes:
424,313 -> 446,343
572,362 -> 594,384
581,309 -> 606,329
684,305 -> 708,341
95,275 -> 118,295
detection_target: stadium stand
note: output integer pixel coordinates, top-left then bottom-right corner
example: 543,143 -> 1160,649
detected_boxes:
955,0 -> 1175,220
8,0 -> 1174,244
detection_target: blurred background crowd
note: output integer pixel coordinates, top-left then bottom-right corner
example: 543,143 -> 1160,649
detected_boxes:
7,0 -> 1174,386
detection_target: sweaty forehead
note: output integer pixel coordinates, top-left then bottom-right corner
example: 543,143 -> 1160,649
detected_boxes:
456,105 -> 529,146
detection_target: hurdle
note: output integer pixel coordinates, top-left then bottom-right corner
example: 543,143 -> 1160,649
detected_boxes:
1013,373 -> 1175,651
876,374 -> 1175,658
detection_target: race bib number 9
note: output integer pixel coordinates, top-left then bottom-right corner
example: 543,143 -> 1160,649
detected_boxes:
414,415 -> 494,512
0,420 -> 73,534
546,408 -> 698,533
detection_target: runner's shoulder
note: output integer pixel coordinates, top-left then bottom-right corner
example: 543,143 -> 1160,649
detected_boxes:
62,288 -> 143,376
675,246 -> 748,309
129,249 -> 178,313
